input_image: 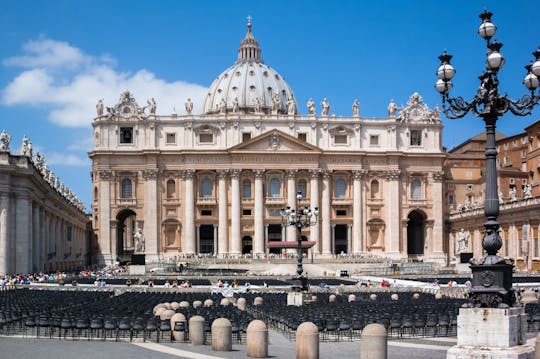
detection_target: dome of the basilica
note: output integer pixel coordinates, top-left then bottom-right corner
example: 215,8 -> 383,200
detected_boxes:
203,20 -> 297,115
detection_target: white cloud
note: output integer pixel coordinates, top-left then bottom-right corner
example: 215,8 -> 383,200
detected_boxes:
2,38 -> 207,127
45,152 -> 90,167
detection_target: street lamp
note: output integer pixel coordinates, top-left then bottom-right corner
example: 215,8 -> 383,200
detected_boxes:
435,9 -> 540,308
281,191 -> 319,291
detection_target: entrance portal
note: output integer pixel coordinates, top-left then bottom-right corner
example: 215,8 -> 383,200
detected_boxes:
334,224 -> 348,255
242,236 -> 253,255
199,225 -> 214,254
268,224 -> 282,254
116,209 -> 136,261
407,210 -> 426,255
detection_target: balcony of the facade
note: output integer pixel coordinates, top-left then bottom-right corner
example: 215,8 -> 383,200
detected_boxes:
116,197 -> 137,207
196,196 -> 217,205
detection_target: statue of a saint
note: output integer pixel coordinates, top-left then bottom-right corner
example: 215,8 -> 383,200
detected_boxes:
524,184 -> 532,199
433,104 -> 440,119
219,98 -> 227,114
0,129 -> 11,152
455,228 -> 470,254
232,97 -> 239,113
147,98 -> 157,115
96,99 -> 104,117
185,98 -> 193,115
134,229 -> 145,253
388,99 -> 398,117
307,98 -> 315,115
252,97 -> 261,113
320,98 -> 330,116
35,152 -> 45,170
21,135 -> 29,156
498,191 -> 504,204
271,92 -> 280,115
27,140 -> 33,159
509,187 -> 517,201
287,97 -> 296,115
352,99 -> 360,117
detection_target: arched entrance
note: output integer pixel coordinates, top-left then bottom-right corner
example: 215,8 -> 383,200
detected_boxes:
407,210 -> 426,255
333,225 -> 348,255
242,236 -> 253,255
116,209 -> 136,262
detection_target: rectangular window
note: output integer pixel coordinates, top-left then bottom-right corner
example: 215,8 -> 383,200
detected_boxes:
201,210 -> 212,216
199,133 -> 213,143
120,127 -> 133,144
242,209 -> 252,216
336,209 -> 347,216
268,208 -> 282,217
370,135 -> 379,146
410,130 -> 422,146
334,134 -> 347,144
242,132 -> 252,142
166,133 -> 176,144
521,137 -> 527,144
448,194 -> 454,205
297,133 -> 307,142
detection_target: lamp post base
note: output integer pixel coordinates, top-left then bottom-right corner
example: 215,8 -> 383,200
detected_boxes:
290,276 -> 308,292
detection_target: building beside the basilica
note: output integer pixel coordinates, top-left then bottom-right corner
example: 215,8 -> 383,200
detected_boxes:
89,21 -> 447,266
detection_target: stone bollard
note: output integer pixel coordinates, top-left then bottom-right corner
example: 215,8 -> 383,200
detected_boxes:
237,297 -> 247,311
211,318 -> 232,352
163,302 -> 172,310
153,303 -> 166,315
412,293 -> 420,300
189,316 -> 205,346
435,292 -> 443,300
254,297 -> 264,306
535,332 -> 540,359
361,323 -> 387,359
348,294 -> 357,303
180,301 -> 190,308
193,300 -> 202,308
246,320 -> 268,358
171,301 -> 180,310
390,293 -> 398,301
170,313 -> 187,342
160,309 -> 175,321
370,294 -> 377,301
204,299 -> 214,307
329,294 -> 336,303
296,322 -> 319,359
220,298 -> 230,307
155,307 -> 166,317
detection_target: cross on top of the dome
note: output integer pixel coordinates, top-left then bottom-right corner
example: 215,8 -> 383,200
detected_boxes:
237,16 -> 262,64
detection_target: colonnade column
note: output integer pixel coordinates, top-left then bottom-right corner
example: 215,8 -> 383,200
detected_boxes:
143,169 -> 159,261
352,170 -> 364,255
321,170 -> 332,257
16,193 -> 31,273
230,170 -> 241,256
0,194 -> 9,274
32,205 -> 40,273
309,170 -> 320,256
286,170 -> 297,245
217,170 -> 228,257
98,171 -> 113,264
184,170 -> 196,255
253,170 -> 265,257
384,169 -> 401,259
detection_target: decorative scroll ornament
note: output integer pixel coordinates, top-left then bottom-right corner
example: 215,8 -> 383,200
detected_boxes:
105,90 -> 147,121
396,92 -> 441,123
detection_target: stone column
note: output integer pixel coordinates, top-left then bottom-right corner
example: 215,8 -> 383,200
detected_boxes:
286,170 -> 297,244
347,224 -> 352,254
38,208 -> 45,271
196,224 -> 200,254
429,171 -> 445,264
143,169 -> 159,261
0,194 -> 9,274
230,170 -> 241,256
98,171 -> 113,264
352,170 -> 363,255
384,170 -> 401,259
309,170 -> 320,255
110,220 -> 118,261
321,170 -> 332,257
32,204 -> 40,273
331,224 -> 336,255
253,170 -> 265,257
16,193 -> 32,273
217,170 -> 228,256
184,170 -> 195,255
213,225 -> 218,256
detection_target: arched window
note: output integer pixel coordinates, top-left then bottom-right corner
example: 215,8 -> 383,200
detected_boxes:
121,178 -> 132,198
242,179 -> 252,199
93,186 -> 98,200
269,178 -> 281,197
370,180 -> 379,199
166,179 -> 176,198
298,179 -> 307,198
335,178 -> 346,198
200,178 -> 213,197
411,179 -> 422,200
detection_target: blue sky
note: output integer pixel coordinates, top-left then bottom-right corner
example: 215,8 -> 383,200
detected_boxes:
1,0 -> 539,210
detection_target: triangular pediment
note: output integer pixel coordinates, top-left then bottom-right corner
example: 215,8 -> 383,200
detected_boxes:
229,129 -> 322,153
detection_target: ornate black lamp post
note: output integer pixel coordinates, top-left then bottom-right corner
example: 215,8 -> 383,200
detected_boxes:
436,9 -> 540,308
281,191 -> 319,291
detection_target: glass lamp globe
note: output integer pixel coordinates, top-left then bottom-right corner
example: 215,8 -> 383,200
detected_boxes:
478,21 -> 496,39
487,52 -> 505,70
437,63 -> 456,81
532,60 -> 540,77
435,79 -> 452,94
524,73 -> 539,90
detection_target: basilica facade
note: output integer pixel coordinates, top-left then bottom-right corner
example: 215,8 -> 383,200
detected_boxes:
89,21 -> 446,265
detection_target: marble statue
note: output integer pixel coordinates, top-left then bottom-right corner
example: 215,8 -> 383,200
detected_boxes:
509,187 -> 517,201
456,228 -> 470,253
433,104 -> 440,118
0,130 -> 11,152
106,106 -> 116,120
27,140 -> 33,159
147,98 -> 157,115
287,97 -> 296,115
96,99 -> 104,117
388,99 -> 398,117
307,98 -> 315,115
232,97 -> 239,113
271,92 -> 280,115
134,229 -> 145,253
499,191 -> 504,203
185,98 -> 193,115
219,98 -> 227,114
252,96 -> 261,113
352,99 -> 360,117
35,152 -> 45,169
21,135 -> 29,156
320,98 -> 330,116
524,184 -> 532,199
